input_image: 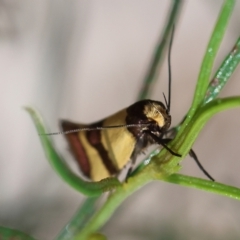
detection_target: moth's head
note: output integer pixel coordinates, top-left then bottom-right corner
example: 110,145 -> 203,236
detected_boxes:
143,101 -> 171,135
126,100 -> 171,137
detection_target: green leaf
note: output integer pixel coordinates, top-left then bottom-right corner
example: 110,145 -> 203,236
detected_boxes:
204,37 -> 240,103
25,107 -> 121,197
0,226 -> 36,240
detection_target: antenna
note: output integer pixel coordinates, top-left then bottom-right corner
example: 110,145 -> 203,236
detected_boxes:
39,123 -> 151,136
167,25 -> 174,113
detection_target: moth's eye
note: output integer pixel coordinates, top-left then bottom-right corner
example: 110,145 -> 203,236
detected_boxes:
153,109 -> 159,116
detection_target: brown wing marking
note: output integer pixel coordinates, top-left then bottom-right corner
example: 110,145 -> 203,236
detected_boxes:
61,120 -> 91,178
86,122 -> 119,176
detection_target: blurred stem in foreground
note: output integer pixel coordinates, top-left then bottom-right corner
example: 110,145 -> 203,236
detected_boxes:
137,0 -> 182,100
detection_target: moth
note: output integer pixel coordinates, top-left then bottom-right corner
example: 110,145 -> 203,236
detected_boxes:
51,26 -> 213,182
61,99 -> 176,181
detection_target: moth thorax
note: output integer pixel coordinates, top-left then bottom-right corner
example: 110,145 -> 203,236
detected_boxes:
144,102 -> 171,130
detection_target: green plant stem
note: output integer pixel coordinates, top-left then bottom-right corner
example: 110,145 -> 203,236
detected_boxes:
75,157 -> 240,239
74,171 -> 154,240
0,226 -> 35,240
25,1 -> 240,238
185,0 -> 235,126
159,97 -> 240,173
164,174 -> 240,200
171,35 -> 240,133
138,0 -> 182,100
74,96 -> 240,239
135,33 -> 240,176
56,197 -> 99,240
204,37 -> 240,103
73,1 -> 239,237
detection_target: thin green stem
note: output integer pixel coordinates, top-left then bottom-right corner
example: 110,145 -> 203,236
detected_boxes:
205,36 -> 240,103
74,152 -> 240,239
74,95 -> 240,239
164,174 -> 240,200
159,97 -> 240,173
0,226 -> 35,240
170,35 -> 240,134
138,0 -> 182,100
185,0 -> 235,126
56,197 -> 99,240
135,33 -> 240,177
74,171 -> 154,240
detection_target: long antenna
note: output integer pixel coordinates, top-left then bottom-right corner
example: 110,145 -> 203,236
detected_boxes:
167,25 -> 174,113
39,123 -> 151,136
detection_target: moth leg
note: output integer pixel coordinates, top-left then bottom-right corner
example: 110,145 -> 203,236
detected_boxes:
189,149 -> 215,181
125,156 -> 137,181
125,139 -> 145,180
162,138 -> 215,181
148,132 -> 181,157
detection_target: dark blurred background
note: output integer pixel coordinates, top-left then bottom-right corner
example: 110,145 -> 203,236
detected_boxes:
1,0 -> 240,239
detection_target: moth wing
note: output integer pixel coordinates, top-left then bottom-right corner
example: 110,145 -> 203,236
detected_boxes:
61,120 -> 91,178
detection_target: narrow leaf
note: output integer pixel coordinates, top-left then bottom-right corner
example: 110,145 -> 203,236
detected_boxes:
25,107 -> 121,197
